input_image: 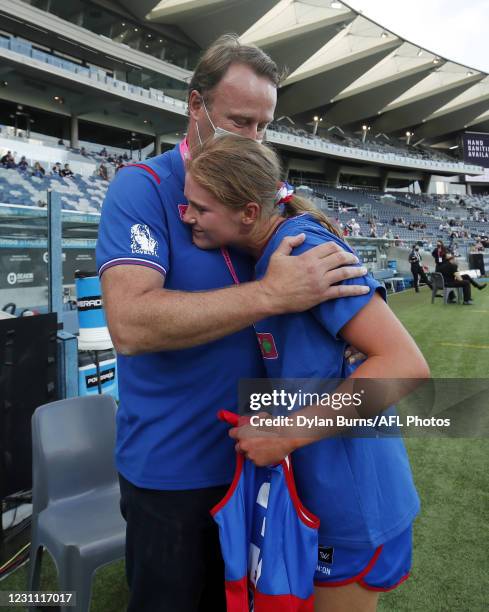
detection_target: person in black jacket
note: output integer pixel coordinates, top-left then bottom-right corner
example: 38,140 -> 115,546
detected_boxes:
408,245 -> 432,292
438,253 -> 474,304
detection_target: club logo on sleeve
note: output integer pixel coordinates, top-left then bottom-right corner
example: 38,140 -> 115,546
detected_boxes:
178,204 -> 188,220
318,546 -> 334,565
256,332 -> 278,359
130,224 -> 158,256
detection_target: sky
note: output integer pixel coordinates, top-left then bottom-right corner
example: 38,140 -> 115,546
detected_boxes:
346,0 -> 489,73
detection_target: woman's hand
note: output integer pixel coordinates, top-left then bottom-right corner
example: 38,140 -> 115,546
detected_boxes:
228,415 -> 299,466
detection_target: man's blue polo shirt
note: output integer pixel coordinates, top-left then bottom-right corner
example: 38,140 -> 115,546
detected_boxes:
96,144 -> 265,490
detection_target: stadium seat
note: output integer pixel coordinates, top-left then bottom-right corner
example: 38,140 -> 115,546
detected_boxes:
430,272 -> 463,305
0,168 -> 108,212
28,395 -> 125,612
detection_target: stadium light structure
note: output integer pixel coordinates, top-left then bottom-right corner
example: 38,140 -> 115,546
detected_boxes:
313,116 -> 322,136
406,131 -> 414,145
361,124 -> 371,143
276,116 -> 295,125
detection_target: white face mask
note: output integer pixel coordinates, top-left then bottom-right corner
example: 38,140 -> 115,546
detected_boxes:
196,97 -> 264,145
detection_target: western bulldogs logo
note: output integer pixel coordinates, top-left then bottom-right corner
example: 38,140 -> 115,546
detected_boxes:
130,224 -> 158,256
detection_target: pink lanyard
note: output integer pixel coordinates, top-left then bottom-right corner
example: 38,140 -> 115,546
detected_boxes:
179,138 -> 190,161
220,247 -> 240,285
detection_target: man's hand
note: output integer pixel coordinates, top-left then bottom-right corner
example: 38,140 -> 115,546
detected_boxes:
258,235 -> 369,315
344,345 -> 366,366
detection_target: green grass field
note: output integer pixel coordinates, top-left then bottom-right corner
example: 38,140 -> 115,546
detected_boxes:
2,285 -> 488,611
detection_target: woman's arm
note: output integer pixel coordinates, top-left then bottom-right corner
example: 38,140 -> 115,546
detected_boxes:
339,292 -> 430,379
231,293 -> 430,465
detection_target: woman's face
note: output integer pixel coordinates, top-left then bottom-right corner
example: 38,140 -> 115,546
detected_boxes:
183,172 -> 246,250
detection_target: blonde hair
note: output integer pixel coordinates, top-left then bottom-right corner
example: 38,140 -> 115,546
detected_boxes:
187,135 -> 342,238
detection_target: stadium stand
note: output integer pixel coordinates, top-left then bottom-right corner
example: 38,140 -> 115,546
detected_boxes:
1,3 -> 489,612
269,122 -> 468,166
0,33 -> 189,106
0,166 -> 108,212
297,183 -> 489,248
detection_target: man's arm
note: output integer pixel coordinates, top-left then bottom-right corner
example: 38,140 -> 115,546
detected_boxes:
102,236 -> 370,354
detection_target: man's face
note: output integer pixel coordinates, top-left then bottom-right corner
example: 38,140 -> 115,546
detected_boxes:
191,63 -> 277,144
183,172 -> 245,249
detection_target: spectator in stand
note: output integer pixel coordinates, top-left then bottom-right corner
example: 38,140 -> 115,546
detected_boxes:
471,238 -> 484,252
32,162 -> 45,178
122,152 -> 129,161
52,162 -> 62,175
61,163 -> 74,178
351,218 -> 360,237
98,163 -> 109,181
115,159 -> 126,174
99,147 -> 108,157
57,138 -> 65,146
448,232 -> 457,251
18,156 -> 29,172
80,146 -> 88,157
1,151 -> 15,168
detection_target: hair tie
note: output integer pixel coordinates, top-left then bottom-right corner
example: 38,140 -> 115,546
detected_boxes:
274,181 -> 294,207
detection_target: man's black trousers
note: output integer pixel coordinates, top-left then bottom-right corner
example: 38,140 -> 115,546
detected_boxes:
411,263 -> 431,291
119,473 -> 228,612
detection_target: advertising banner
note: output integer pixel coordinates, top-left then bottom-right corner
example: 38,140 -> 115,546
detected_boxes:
463,132 -> 489,168
0,248 -> 95,289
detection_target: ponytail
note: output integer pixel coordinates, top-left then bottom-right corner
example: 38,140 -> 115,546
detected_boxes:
282,194 -> 343,240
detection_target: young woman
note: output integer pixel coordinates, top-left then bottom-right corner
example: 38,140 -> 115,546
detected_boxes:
183,135 -> 430,612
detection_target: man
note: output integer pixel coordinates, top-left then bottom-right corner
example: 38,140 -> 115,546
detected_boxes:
60,163 -> 74,177
438,252 -> 473,304
408,244 -> 432,292
351,217 -> 361,237
96,34 -> 370,612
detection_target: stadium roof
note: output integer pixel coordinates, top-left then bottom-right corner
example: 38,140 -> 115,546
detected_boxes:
140,0 -> 489,146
